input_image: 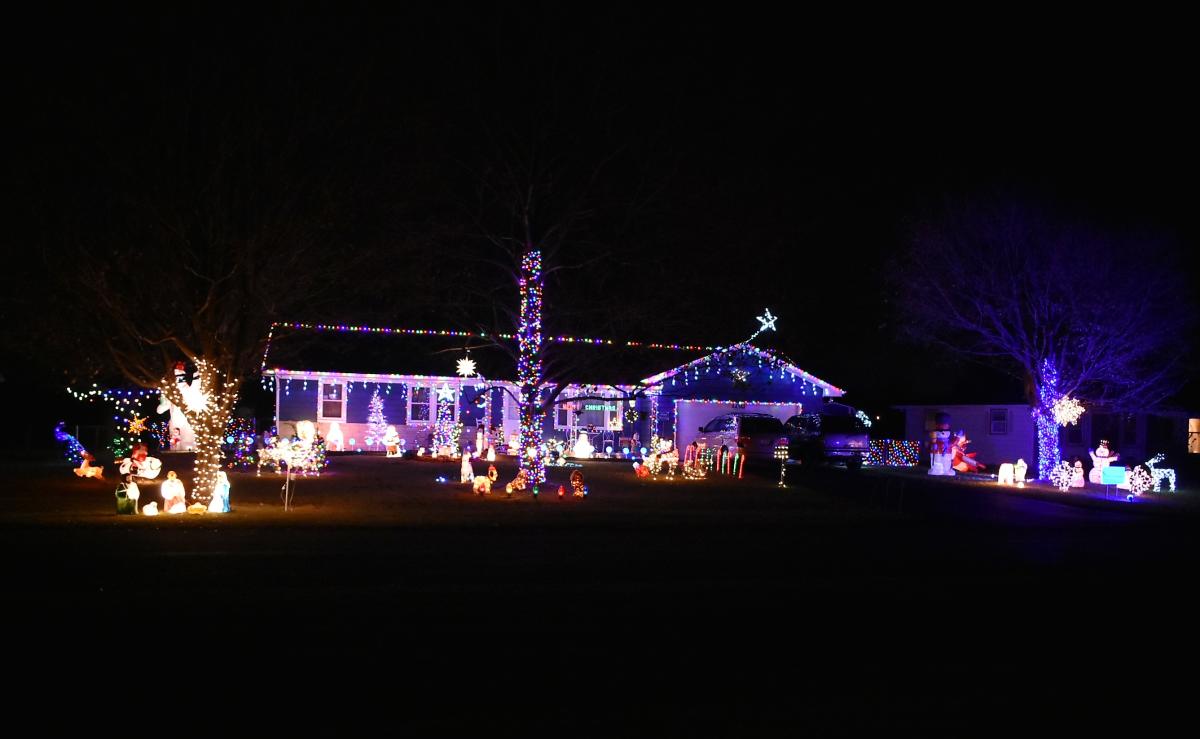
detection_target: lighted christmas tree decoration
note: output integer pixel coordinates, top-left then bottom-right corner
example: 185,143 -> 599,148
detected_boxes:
365,389 -> 388,450
1051,395 -> 1085,427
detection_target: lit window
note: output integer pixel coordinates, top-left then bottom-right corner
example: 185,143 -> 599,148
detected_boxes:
411,386 -> 431,422
318,380 -> 345,421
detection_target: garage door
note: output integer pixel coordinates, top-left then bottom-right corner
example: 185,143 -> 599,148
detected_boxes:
674,401 -> 804,452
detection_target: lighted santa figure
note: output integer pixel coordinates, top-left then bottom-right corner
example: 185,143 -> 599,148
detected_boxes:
928,413 -> 955,476
383,425 -> 401,457
160,470 -> 187,514
119,443 -> 162,481
208,470 -> 231,513
325,422 -> 344,452
951,430 -> 986,474
1088,440 -> 1120,485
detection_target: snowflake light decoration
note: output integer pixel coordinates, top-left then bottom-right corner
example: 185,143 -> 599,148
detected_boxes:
1127,466 -> 1152,495
1049,460 -> 1073,491
456,356 -> 477,378
1051,395 -> 1085,427
127,415 -> 148,435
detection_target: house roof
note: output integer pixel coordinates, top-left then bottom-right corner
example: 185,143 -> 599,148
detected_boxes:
261,325 -> 845,394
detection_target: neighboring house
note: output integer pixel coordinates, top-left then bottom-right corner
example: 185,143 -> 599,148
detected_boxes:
895,402 -> 1194,468
264,329 -> 846,453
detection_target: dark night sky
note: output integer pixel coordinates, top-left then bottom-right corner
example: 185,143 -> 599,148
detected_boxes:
5,7 -> 1198,430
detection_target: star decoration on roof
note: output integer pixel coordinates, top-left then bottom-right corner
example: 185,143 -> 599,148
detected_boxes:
456,356 -> 477,378
127,415 -> 148,435
436,383 -> 455,402
756,309 -> 778,333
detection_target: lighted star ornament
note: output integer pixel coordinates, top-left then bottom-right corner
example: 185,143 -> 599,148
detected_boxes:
756,309 -> 778,333
127,415 -> 148,435
456,356 -> 477,378
436,383 -> 455,402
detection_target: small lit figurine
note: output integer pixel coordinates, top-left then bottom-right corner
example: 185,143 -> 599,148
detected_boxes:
951,430 -> 986,473
505,468 -> 529,495
473,465 -> 499,495
1014,459 -> 1028,485
570,469 -> 586,497
161,470 -> 187,514
74,451 -> 104,480
326,421 -> 344,452
461,452 -> 475,484
383,425 -> 401,457
1070,459 -> 1086,488
208,470 -> 231,513
119,443 -> 162,481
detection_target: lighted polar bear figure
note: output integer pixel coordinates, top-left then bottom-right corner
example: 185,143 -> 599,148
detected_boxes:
155,364 -> 209,451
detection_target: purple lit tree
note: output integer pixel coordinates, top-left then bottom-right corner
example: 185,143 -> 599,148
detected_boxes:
893,199 -> 1192,479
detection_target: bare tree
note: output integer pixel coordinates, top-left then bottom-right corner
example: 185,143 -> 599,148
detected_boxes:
892,198 -> 1193,478
44,84 -> 383,497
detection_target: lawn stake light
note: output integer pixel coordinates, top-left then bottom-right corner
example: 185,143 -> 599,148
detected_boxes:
775,440 -> 790,487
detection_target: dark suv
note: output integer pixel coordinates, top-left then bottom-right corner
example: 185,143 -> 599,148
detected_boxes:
784,405 -> 870,469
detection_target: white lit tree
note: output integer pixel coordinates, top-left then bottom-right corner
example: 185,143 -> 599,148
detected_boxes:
365,389 -> 388,450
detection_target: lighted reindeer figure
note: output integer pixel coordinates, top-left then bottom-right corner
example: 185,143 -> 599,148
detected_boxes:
1144,453 -> 1177,492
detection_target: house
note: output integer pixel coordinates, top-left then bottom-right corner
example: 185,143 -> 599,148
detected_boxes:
263,326 -> 846,454
895,402 -> 1194,469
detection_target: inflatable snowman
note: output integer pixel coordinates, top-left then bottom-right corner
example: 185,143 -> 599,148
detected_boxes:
1087,440 -> 1119,485
928,413 -> 955,476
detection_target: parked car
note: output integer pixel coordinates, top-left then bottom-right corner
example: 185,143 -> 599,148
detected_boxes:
785,403 -> 870,469
693,412 -> 789,461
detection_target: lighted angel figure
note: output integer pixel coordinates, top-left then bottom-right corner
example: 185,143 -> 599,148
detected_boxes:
208,470 -> 231,513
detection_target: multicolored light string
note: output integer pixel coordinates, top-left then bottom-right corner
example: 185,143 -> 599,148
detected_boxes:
53,422 -> 87,466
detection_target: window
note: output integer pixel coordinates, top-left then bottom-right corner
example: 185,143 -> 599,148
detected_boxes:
989,408 -> 1009,435
1122,415 -> 1138,445
704,416 -> 736,433
505,391 -> 520,421
318,380 -> 345,421
411,386 -> 431,422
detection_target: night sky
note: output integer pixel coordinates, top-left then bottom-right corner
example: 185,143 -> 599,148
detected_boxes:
5,8 -> 1198,436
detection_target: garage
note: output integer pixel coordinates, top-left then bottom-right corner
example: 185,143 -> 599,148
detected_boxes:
674,401 -> 804,452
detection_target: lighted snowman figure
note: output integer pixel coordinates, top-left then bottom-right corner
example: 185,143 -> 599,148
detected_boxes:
326,422 -> 344,452
1070,459 -> 1086,488
572,433 -> 595,460
1087,440 -> 1119,485
927,414 -> 955,476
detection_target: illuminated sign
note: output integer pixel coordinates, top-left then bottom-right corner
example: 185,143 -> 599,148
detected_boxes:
584,403 -> 618,412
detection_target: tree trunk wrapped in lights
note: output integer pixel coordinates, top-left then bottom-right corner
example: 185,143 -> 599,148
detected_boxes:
517,248 -> 546,485
158,359 -> 239,500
